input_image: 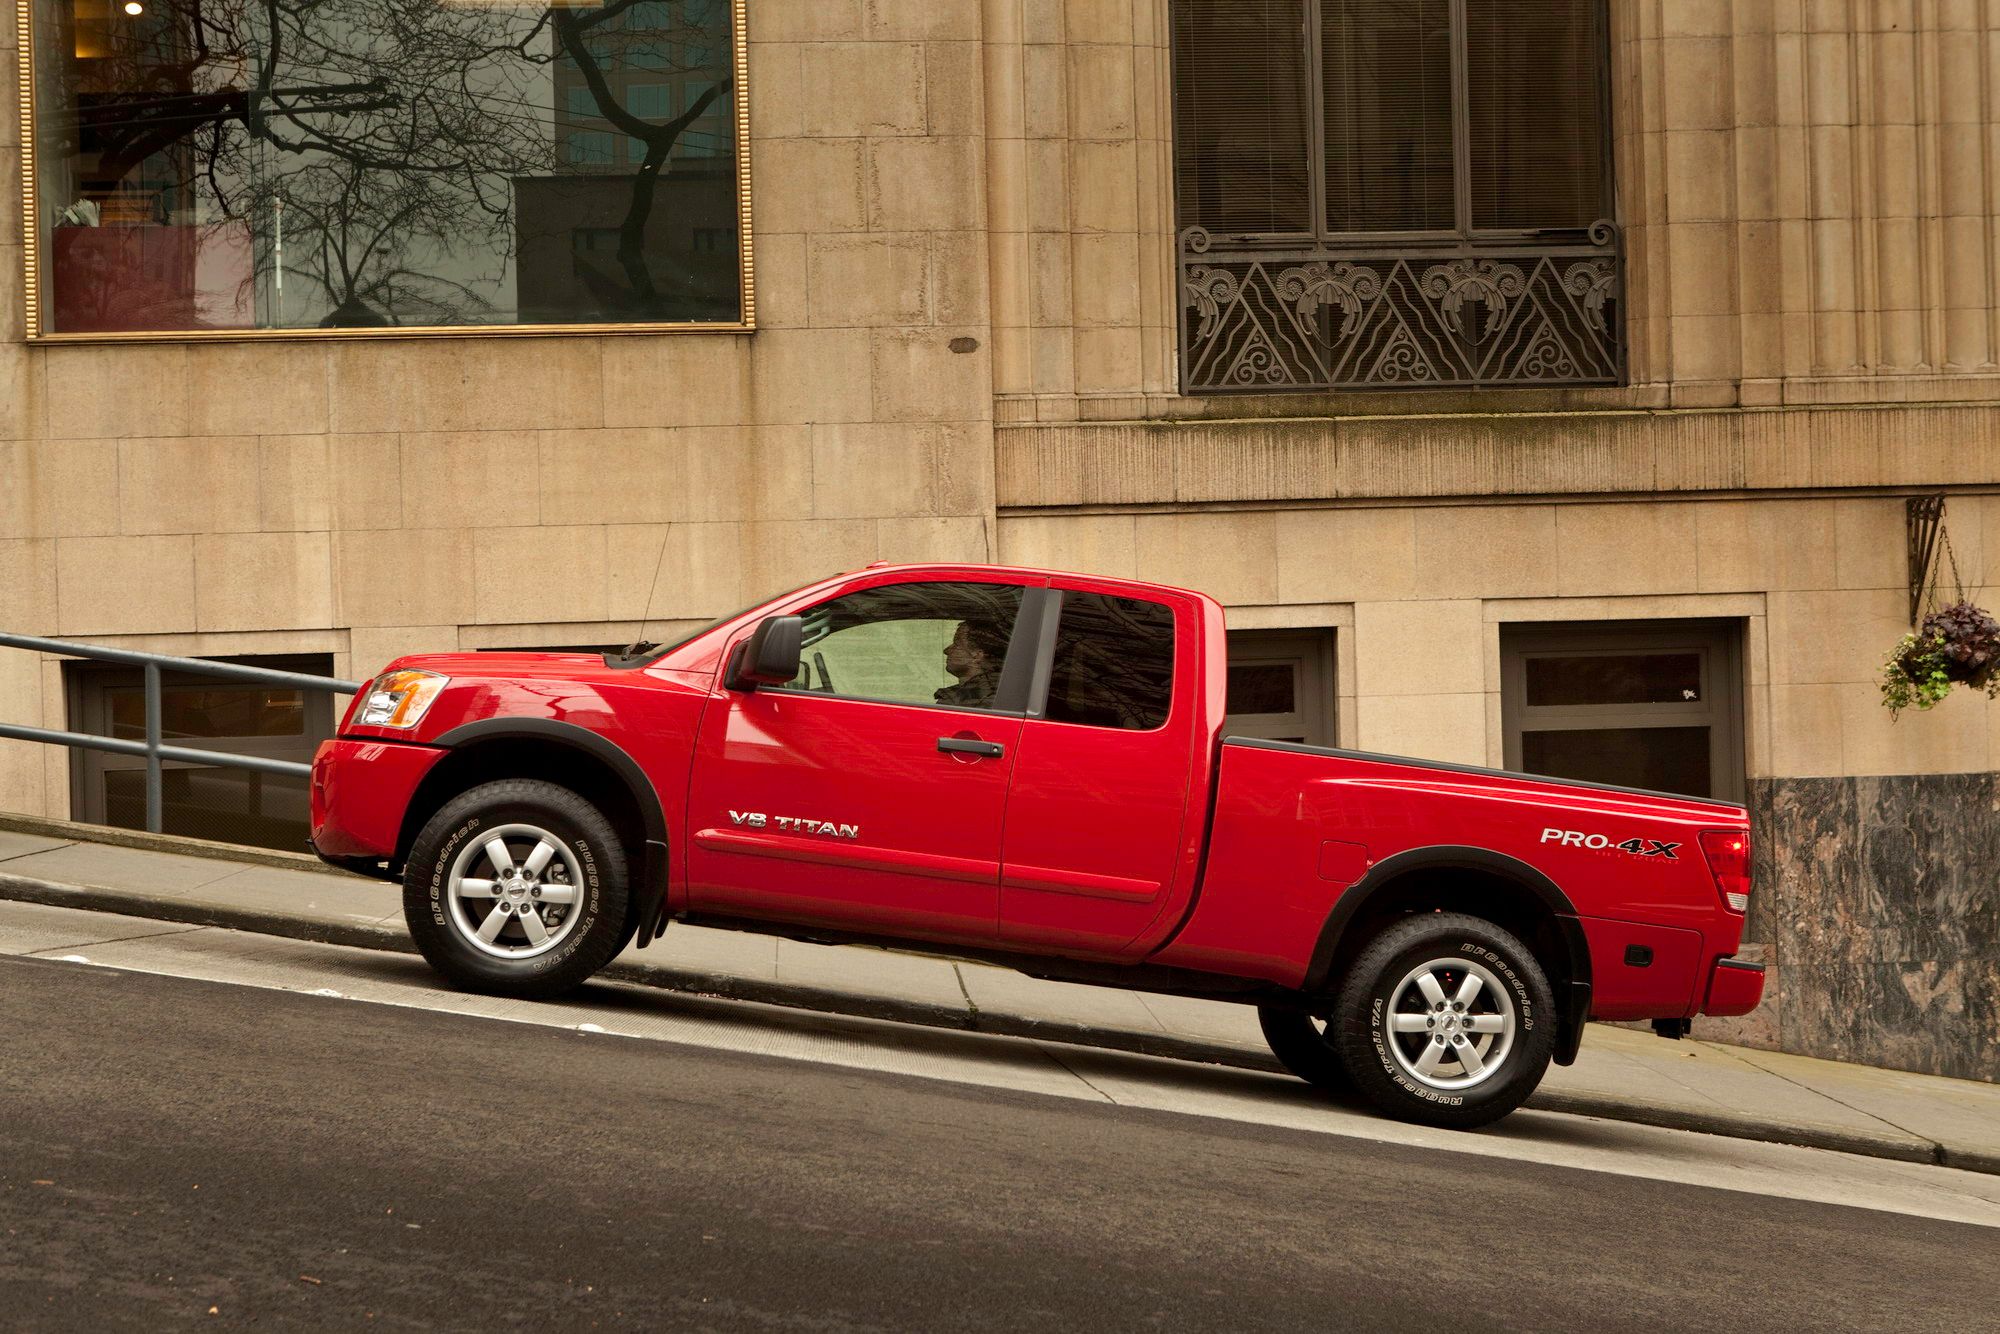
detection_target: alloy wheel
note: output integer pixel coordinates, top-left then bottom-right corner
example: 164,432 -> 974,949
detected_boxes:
444,822 -> 587,960
1383,957 -> 1517,1091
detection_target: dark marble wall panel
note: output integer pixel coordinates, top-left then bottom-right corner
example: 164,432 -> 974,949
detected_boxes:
1750,774 -> 2000,1083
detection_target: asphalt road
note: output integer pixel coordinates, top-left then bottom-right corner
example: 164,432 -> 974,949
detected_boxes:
1,952 -> 1993,1332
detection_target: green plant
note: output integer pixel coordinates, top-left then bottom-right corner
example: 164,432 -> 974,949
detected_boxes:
1881,601 -> 2000,716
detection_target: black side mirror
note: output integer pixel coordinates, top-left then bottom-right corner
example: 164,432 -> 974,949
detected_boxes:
726,615 -> 804,690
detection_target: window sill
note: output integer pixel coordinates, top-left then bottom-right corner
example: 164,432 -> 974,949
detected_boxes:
23,320 -> 757,346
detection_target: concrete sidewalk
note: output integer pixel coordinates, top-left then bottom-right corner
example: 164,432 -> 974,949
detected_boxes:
3,815 -> 1997,1176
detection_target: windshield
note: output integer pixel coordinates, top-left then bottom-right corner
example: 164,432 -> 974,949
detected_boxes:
604,582 -> 819,670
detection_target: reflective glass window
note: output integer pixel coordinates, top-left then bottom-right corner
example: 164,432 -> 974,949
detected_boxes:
1521,726 -> 1711,798
1045,593 -> 1176,731
1525,653 -> 1703,707
28,0 -> 744,333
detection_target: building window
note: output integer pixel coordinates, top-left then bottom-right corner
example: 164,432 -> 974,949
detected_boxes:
1169,0 -> 1621,392
1501,622 -> 1743,802
1223,629 -> 1336,746
21,0 -> 748,337
63,655 -> 336,852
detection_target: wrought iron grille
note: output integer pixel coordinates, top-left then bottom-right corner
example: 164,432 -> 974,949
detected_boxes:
1178,224 -> 1623,393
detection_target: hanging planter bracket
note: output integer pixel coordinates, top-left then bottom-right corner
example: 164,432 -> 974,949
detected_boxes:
1907,494 -> 1947,625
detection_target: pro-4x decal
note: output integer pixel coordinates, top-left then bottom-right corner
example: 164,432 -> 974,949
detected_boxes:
1539,828 -> 1680,859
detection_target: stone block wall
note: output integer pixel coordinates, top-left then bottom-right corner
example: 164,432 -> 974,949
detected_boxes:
1618,0 -> 2000,404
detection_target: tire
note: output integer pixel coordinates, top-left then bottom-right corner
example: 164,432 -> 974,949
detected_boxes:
402,779 -> 631,1000
1257,1007 -> 1355,1096
1330,912 -> 1555,1130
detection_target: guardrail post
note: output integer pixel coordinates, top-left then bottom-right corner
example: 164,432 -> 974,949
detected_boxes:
144,662 -> 163,834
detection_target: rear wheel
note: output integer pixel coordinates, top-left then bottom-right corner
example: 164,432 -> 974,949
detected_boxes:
403,779 -> 631,1000
1256,1007 -> 1354,1096
1331,912 -> 1555,1130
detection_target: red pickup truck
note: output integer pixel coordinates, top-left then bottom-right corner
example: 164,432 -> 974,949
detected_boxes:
311,563 -> 1762,1129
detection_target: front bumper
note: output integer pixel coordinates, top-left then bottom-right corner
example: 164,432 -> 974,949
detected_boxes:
309,737 -> 448,864
1700,957 -> 1767,1017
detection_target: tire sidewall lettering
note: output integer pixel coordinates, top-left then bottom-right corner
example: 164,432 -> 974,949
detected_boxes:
428,816 -> 483,928
1460,941 -> 1535,1030
1367,994 -> 1465,1106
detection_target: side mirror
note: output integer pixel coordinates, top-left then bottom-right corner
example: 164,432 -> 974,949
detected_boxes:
726,615 -> 804,690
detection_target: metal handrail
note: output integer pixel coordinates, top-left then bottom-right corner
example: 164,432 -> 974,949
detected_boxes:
0,631 -> 365,834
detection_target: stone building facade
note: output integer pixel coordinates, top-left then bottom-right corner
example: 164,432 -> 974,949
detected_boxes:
4,0 -> 1997,1079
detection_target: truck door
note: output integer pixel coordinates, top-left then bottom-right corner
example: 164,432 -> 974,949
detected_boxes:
998,586 -> 1198,955
685,577 -> 1035,947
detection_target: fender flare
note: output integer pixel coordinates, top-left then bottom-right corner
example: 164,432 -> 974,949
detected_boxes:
1303,845 -> 1594,1062
428,718 -> 672,943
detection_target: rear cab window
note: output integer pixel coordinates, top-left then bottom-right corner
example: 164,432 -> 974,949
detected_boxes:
1043,592 -> 1175,730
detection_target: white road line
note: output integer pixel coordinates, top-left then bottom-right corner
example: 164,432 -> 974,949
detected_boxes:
4,897 -> 1999,1230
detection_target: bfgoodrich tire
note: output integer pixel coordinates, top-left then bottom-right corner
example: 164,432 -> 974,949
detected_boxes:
1257,1007 -> 1355,1096
1331,912 -> 1555,1130
403,779 -> 631,1000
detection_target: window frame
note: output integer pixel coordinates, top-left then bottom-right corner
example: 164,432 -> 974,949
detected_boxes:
13,0 -> 755,342
1177,0 -> 1617,248
1169,0 -> 1623,393
1500,620 -> 1745,804
62,652 -> 337,849
1222,627 -> 1336,747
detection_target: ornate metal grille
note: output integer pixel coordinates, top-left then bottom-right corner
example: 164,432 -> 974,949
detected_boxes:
1178,224 -> 1623,392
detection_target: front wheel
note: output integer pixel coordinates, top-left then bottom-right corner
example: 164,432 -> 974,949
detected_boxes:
1331,912 -> 1555,1130
403,779 -> 631,1000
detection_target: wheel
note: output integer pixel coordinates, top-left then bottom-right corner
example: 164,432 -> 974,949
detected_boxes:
1330,912 -> 1555,1130
1257,1007 -> 1354,1096
403,779 -> 632,1000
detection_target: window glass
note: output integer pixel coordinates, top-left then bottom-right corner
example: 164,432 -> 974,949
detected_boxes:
104,767 -> 311,851
109,686 -> 306,740
784,583 -> 1025,712
1320,0 -> 1453,232
1522,727 -> 1711,797
1226,662 -> 1296,715
1045,593 -> 1175,730
1466,0 -> 1610,229
1170,0 -> 1311,234
28,0 -> 742,333
1525,653 -> 1702,707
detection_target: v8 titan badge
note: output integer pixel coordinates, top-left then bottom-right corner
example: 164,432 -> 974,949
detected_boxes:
1540,828 -> 1680,859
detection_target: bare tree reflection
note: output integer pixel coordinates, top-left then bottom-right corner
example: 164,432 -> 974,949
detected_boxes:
51,0 -> 735,326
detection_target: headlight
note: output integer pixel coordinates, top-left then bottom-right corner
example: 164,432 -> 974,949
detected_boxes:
358,670 -> 449,729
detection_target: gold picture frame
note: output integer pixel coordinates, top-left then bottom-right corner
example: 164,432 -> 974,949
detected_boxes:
13,0 -> 754,341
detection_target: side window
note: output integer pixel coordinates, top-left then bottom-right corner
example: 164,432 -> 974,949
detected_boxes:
782,582 -> 1025,711
1044,593 -> 1176,730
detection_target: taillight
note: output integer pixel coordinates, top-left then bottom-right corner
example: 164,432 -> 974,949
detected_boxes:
1699,829 -> 1751,914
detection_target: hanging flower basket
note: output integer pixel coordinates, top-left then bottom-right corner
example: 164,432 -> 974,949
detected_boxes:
1882,600 -> 2000,716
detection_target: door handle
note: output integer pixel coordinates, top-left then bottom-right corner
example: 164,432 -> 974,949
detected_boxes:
937,736 -> 1004,758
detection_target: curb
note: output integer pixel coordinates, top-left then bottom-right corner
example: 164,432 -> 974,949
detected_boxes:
0,871 -> 1973,1175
